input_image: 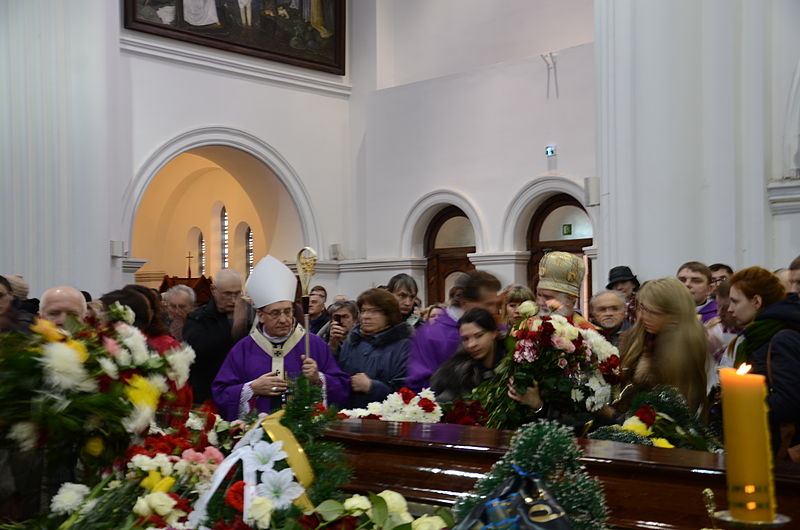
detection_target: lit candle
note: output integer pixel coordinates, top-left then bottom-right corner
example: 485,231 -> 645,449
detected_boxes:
719,364 -> 776,522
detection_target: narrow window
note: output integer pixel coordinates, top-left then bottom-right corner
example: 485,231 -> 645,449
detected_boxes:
220,207 -> 229,268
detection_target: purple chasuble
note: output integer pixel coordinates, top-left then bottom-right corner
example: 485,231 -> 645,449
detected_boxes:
405,311 -> 461,392
212,325 -> 351,420
698,298 -> 718,324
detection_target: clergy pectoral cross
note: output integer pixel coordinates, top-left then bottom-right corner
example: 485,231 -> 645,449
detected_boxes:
186,251 -> 193,278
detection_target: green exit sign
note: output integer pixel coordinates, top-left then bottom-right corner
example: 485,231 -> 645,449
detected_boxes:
562,224 -> 572,236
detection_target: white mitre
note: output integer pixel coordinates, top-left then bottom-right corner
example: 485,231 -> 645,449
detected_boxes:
245,255 -> 297,309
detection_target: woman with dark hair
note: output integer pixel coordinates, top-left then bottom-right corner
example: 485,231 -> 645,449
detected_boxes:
430,307 -> 506,403
336,288 -> 410,408
122,284 -> 180,354
0,275 -> 23,332
728,267 -> 800,458
99,289 -> 151,329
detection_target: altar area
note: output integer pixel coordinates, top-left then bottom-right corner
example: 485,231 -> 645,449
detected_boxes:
324,420 -> 800,530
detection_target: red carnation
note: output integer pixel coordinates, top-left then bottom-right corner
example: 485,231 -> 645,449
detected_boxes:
398,387 -> 416,404
418,397 -> 436,413
634,404 -> 656,427
225,481 -> 246,512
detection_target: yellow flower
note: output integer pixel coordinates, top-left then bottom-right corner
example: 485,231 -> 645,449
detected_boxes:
651,437 -> 675,449
124,374 -> 161,409
152,476 -> 176,493
378,490 -> 407,514
140,470 -> 162,489
621,416 -> 653,437
250,497 -> 274,529
67,340 -> 89,362
31,318 -> 65,342
83,436 -> 104,457
412,515 -> 447,530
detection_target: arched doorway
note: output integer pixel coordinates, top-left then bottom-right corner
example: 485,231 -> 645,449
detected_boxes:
131,146 -> 304,288
425,206 -> 476,304
527,194 -> 593,306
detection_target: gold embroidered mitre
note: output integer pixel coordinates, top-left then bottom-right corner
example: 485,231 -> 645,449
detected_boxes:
538,251 -> 585,297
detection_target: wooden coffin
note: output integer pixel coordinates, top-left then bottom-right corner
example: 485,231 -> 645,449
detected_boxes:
323,419 -> 800,530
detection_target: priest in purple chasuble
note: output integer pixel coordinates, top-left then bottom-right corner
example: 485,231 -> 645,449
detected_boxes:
212,255 -> 350,420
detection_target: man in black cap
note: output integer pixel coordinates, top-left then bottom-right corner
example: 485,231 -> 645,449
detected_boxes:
606,265 -> 640,325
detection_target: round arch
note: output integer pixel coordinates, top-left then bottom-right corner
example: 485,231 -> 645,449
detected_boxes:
121,126 -> 322,258
399,189 -> 487,257
500,176 -> 595,251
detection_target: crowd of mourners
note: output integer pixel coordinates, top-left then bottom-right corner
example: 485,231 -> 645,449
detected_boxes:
1,253 -> 799,463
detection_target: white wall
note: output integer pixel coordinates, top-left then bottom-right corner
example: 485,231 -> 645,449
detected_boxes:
380,0 -> 594,87
362,43 -> 596,259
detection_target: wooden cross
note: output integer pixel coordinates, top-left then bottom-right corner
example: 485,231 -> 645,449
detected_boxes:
186,251 -> 193,279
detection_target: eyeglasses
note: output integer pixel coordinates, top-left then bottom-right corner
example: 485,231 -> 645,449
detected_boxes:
259,308 -> 294,319
710,277 -> 728,284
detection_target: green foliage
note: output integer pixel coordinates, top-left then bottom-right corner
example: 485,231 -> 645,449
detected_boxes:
587,426 -> 654,446
455,421 -> 607,530
469,355 -> 534,429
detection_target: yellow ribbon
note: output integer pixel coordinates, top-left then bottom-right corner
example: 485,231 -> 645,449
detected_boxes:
261,409 -> 315,511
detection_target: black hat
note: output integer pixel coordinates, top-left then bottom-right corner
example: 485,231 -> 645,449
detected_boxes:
606,266 -> 640,290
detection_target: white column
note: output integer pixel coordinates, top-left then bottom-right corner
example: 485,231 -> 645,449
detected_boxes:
0,0 -> 120,297
468,251 -> 531,288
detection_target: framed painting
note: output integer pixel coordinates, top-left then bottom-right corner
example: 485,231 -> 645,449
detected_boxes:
124,0 -> 345,75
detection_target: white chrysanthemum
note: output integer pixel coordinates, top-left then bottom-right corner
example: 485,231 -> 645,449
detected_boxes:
123,403 -> 156,434
571,388 -> 585,402
8,421 -> 38,452
39,342 -> 97,392
165,344 -> 195,388
384,392 -> 404,408
418,388 -> 436,400
97,356 -> 119,379
51,483 -> 90,515
581,327 -> 618,361
116,323 -> 150,366
366,402 -> 383,416
256,468 -> 305,510
147,374 -> 169,394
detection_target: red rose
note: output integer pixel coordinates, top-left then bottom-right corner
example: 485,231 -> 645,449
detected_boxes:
634,404 -> 656,427
331,515 -> 360,530
225,481 -> 246,512
297,514 -> 322,530
398,387 -> 416,404
418,397 -> 436,413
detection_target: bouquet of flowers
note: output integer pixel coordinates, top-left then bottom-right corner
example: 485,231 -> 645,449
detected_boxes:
441,399 -> 489,426
338,387 -> 443,423
0,305 -> 195,477
472,301 -> 620,429
588,387 -> 722,452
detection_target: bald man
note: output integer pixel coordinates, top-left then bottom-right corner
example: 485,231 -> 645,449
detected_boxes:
39,285 -> 87,326
184,269 -> 255,404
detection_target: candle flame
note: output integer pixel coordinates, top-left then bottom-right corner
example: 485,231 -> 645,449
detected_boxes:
744,485 -> 756,494
746,502 -> 757,511
736,363 -> 752,375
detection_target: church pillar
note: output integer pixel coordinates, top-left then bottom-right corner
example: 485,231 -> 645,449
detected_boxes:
0,0 -> 121,296
595,0 -> 775,278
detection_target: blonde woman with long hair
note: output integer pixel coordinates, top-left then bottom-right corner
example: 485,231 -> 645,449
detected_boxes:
618,276 -> 708,415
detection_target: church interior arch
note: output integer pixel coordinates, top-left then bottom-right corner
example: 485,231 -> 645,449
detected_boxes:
131,145 -> 304,287
424,205 -> 477,304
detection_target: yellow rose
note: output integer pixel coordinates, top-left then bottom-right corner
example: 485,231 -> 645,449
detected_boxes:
621,416 -> 653,437
378,490 -> 408,514
124,374 -> 161,409
412,515 -> 447,530
83,436 -> 104,457
250,497 -> 274,529
140,470 -> 162,489
145,491 -> 177,516
518,300 -> 538,318
343,494 -> 371,515
651,437 -> 675,449
66,340 -> 89,362
31,318 -> 65,342
152,476 -> 176,493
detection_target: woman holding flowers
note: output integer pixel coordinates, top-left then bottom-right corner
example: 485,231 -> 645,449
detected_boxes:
617,277 -> 708,415
431,307 -> 506,403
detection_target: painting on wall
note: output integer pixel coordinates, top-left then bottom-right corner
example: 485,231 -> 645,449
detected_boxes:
124,0 -> 345,75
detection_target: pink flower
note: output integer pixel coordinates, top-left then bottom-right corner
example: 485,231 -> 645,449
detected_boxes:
102,336 -> 120,355
203,446 -> 224,464
557,358 -> 568,369
181,448 -> 205,464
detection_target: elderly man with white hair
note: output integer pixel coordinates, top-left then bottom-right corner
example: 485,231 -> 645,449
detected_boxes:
184,269 -> 255,405
164,284 -> 196,340
39,285 -> 87,327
